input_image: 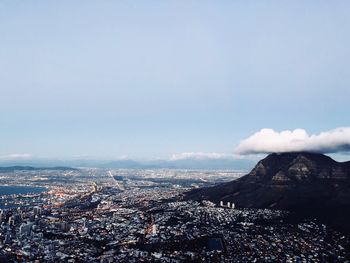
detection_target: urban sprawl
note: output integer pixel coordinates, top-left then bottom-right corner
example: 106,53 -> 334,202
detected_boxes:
0,168 -> 349,262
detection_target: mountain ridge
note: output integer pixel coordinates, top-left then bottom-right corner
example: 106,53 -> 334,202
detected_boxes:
0,158 -> 255,170
185,152 -> 350,231
186,152 -> 350,206
0,166 -> 77,173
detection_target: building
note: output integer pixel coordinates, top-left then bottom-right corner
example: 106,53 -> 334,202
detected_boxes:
152,224 -> 157,235
19,223 -> 33,236
33,206 -> 42,216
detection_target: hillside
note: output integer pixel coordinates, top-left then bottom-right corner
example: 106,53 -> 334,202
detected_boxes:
185,152 -> 350,230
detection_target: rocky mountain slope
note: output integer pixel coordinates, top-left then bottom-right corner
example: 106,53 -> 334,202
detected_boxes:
185,152 -> 350,229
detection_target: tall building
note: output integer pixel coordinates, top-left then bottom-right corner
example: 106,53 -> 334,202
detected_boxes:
33,206 -> 42,216
8,216 -> 15,226
19,223 -> 33,236
152,224 -> 157,235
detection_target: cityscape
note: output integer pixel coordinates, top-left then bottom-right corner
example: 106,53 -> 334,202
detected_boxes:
1,1 -> 350,262
0,167 -> 349,262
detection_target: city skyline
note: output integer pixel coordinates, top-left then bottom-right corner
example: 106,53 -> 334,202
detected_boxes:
1,2 -> 350,262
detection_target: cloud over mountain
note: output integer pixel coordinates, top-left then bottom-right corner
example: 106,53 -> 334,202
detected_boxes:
235,127 -> 350,155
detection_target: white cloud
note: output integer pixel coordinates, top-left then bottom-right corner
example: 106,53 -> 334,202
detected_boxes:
235,127 -> 350,155
0,153 -> 33,160
170,152 -> 236,161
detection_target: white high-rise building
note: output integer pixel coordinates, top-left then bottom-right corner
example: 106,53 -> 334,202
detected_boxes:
8,216 -> 15,226
227,202 -> 231,208
220,201 -> 224,207
152,224 -> 157,235
20,223 -> 33,236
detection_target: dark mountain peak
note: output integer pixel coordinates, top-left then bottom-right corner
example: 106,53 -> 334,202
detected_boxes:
185,152 -> 350,228
261,152 -> 336,166
249,152 -> 347,182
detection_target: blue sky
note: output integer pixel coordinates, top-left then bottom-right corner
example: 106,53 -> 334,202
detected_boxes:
0,1 -> 349,160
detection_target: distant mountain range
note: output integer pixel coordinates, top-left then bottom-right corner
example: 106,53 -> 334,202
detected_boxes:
101,158 -> 254,170
185,152 -> 350,231
0,166 -> 77,173
0,158 -> 255,170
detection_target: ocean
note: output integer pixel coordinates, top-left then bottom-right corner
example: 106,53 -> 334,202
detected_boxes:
0,185 -> 46,196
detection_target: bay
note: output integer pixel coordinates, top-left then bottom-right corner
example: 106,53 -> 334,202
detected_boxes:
0,185 -> 46,196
